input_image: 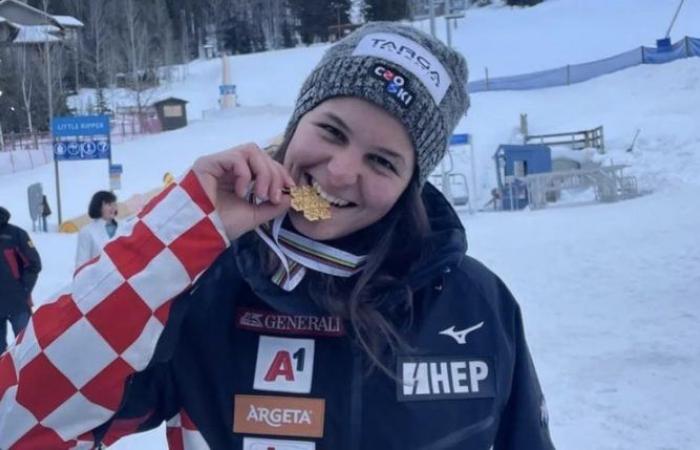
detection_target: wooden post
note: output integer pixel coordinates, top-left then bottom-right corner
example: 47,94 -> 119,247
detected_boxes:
566,64 -> 570,85
641,46 -> 645,63
485,67 -> 490,91
27,146 -> 35,169
9,147 -> 16,173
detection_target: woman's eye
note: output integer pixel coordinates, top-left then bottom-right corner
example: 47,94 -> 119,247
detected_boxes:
369,154 -> 397,173
318,123 -> 346,143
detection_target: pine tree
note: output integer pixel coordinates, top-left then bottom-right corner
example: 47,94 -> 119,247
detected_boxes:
506,0 -> 544,6
221,16 -> 254,54
364,0 -> 409,22
288,0 -> 351,44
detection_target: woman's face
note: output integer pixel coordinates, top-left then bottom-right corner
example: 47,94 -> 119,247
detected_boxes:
101,201 -> 117,220
284,97 -> 415,241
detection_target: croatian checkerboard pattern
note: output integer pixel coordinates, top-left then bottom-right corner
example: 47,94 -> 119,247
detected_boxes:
167,410 -> 209,450
0,170 -> 228,449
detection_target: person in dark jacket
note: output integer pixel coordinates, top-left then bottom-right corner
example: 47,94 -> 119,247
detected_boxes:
0,23 -> 555,450
0,206 -> 41,355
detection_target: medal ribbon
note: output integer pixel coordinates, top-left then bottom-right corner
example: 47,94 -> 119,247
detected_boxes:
254,215 -> 367,291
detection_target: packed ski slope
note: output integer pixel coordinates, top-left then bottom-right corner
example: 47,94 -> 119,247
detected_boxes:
1,0 -> 699,448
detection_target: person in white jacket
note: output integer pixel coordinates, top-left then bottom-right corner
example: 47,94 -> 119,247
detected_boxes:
74,190 -> 119,269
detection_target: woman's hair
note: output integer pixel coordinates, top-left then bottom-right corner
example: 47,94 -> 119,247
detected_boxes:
261,133 -> 431,375
88,191 -> 117,219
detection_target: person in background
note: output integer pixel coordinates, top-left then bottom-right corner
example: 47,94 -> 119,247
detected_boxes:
40,195 -> 52,232
75,190 -> 118,269
0,206 -> 41,355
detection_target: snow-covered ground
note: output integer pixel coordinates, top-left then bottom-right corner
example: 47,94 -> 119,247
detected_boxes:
2,0 -> 699,448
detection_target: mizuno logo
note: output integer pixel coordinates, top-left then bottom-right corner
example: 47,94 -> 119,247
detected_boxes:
439,321 -> 484,344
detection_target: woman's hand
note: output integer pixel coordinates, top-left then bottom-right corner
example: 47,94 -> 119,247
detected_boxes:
192,143 -> 295,240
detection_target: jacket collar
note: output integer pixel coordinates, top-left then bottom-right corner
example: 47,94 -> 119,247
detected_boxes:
228,182 -> 467,314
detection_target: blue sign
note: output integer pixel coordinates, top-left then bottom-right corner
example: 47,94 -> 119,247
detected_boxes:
66,142 -> 80,157
219,84 -> 237,95
52,115 -> 111,137
109,164 -> 123,175
450,133 -> 471,145
54,139 -> 110,161
97,141 -> 110,155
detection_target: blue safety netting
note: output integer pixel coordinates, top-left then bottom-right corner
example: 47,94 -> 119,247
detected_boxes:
642,38 -> 690,64
569,48 -> 642,84
690,37 -> 700,57
468,36 -> 700,93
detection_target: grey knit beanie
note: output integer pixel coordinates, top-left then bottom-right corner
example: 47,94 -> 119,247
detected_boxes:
286,21 -> 469,186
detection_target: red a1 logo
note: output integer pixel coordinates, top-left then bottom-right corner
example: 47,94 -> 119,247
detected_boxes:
253,336 -> 315,393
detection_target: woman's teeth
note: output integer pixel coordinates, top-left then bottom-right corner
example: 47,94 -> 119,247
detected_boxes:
312,179 -> 350,207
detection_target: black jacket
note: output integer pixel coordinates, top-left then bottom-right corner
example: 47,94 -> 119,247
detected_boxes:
0,222 -> 41,316
99,184 -> 555,449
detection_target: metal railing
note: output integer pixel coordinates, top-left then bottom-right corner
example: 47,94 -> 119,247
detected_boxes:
525,126 -> 605,153
504,164 -> 638,209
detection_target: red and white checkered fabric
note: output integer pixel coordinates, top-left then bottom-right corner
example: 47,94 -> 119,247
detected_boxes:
0,170 -> 229,449
166,410 -> 209,450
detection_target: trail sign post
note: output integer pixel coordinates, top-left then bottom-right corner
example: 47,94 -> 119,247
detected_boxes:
51,115 -> 112,225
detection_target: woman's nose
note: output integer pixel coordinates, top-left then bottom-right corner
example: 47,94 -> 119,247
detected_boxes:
326,150 -> 361,186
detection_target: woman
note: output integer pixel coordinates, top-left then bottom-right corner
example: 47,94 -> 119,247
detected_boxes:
75,190 -> 119,269
0,23 -> 555,450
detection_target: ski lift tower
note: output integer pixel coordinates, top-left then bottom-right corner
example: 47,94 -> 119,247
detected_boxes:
409,0 -> 466,42
220,53 -> 237,108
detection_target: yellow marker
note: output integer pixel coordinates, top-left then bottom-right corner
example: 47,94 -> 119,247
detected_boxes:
163,172 -> 175,186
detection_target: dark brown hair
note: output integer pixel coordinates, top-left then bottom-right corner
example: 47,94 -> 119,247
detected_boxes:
88,191 -> 117,219
261,134 -> 430,374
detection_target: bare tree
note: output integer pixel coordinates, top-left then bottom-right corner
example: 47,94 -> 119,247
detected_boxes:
123,0 -> 150,114
14,47 -> 39,147
83,0 -> 110,88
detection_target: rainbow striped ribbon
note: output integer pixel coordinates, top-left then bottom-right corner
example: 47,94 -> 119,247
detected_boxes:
254,215 -> 367,291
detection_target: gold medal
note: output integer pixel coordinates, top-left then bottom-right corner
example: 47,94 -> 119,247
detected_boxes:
288,186 -> 332,221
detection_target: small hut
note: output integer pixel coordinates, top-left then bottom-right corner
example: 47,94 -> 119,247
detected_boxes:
152,97 -> 188,131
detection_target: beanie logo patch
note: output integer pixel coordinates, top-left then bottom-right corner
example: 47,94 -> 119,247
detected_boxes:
371,65 -> 415,108
353,32 -> 450,105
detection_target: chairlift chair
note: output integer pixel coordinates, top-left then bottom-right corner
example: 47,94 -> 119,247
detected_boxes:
430,148 -> 471,207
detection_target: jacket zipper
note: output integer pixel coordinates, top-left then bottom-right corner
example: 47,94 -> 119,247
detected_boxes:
349,345 -> 363,450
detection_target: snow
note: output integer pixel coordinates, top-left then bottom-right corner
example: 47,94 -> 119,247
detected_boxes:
2,0 -> 700,448
12,24 -> 61,43
52,15 -> 83,28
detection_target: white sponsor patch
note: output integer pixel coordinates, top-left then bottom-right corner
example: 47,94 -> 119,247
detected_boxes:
243,437 -> 316,450
352,32 -> 451,104
254,336 -> 315,394
236,308 -> 345,337
397,357 -> 496,401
